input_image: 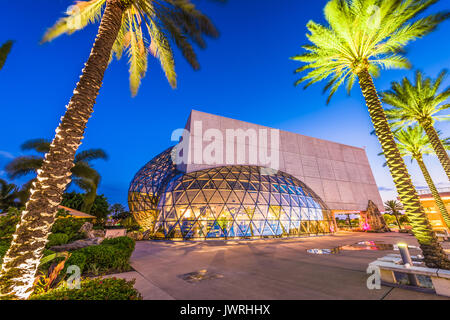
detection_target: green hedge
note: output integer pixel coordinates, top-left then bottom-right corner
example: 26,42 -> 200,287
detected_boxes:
30,278 -> 142,300
47,233 -> 70,247
101,236 -> 135,252
39,237 -> 135,276
65,250 -> 87,274
78,237 -> 135,274
50,217 -> 87,243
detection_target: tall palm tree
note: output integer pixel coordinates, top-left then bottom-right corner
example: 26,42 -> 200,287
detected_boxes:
382,70 -> 450,180
394,126 -> 450,229
0,179 -> 20,212
384,200 -> 404,230
0,40 -> 13,71
5,139 -> 107,213
0,0 -> 220,299
290,0 -> 450,269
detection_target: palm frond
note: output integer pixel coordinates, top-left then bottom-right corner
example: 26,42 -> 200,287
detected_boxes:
71,161 -> 100,182
74,148 -> 108,163
20,139 -> 51,153
382,69 -> 450,126
5,156 -> 44,179
0,40 -> 14,71
126,11 -> 148,96
291,0 -> 448,103
41,0 -> 106,43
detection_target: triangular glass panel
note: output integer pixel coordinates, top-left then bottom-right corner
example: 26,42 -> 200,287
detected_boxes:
192,190 -> 207,204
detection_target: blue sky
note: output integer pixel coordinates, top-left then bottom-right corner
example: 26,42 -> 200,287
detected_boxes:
0,0 -> 449,207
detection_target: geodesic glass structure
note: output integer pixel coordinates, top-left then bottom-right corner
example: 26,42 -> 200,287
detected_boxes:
128,147 -> 335,240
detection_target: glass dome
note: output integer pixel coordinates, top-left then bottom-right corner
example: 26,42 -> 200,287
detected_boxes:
129,151 -> 335,240
128,147 -> 179,230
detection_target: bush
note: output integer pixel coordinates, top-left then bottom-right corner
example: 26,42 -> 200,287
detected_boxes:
29,277 -> 142,300
78,237 -> 136,274
47,233 -> 70,247
51,217 -> 86,242
65,250 -> 87,274
101,236 -> 135,252
38,236 -> 136,276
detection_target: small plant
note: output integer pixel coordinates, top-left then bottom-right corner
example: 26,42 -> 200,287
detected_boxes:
86,263 -> 101,276
34,252 -> 71,295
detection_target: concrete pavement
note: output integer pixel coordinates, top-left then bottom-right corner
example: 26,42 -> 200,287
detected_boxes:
110,232 -> 450,300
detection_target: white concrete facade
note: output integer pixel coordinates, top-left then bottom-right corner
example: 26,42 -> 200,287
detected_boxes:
176,110 -> 383,211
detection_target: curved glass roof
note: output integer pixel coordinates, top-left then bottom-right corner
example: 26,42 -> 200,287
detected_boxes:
129,154 -> 334,239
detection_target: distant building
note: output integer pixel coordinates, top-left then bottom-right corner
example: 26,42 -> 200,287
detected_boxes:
418,189 -> 450,232
58,205 -> 96,219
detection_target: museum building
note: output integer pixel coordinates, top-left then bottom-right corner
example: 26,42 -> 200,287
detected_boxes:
128,110 -> 384,240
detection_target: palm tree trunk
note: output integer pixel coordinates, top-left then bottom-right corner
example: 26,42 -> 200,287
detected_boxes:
0,0 -> 125,299
357,68 -> 450,269
81,176 -> 100,214
393,212 -> 402,230
420,120 -> 450,180
81,187 -> 97,214
416,155 -> 450,229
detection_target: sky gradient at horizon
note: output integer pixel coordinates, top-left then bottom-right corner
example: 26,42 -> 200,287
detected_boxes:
0,0 -> 449,208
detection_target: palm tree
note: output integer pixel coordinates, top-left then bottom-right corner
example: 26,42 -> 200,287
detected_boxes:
290,0 -> 450,269
0,179 -> 20,212
0,0 -> 219,298
5,139 -> 107,213
384,200 -> 404,230
382,70 -> 450,180
394,126 -> 450,229
0,40 -> 13,71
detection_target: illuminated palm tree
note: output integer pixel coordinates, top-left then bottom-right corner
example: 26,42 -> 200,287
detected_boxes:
382,70 -> 450,180
0,40 -> 13,71
290,0 -> 450,269
384,200 -> 404,229
5,139 -> 107,213
394,126 -> 450,229
0,0 -> 220,299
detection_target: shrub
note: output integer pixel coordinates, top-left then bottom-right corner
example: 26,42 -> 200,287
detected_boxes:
38,237 -> 136,276
101,236 -> 135,252
65,250 -> 87,274
47,233 -> 69,248
79,237 -> 135,274
29,277 -> 142,300
51,217 -> 86,242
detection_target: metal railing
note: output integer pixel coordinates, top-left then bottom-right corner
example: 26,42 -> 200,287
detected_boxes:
417,187 -> 450,195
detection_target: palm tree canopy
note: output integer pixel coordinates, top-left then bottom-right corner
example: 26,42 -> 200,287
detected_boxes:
5,139 -> 107,187
41,0 -> 220,96
394,125 -> 449,161
384,199 -> 403,214
0,179 -> 20,211
383,69 -> 450,129
290,0 -> 449,103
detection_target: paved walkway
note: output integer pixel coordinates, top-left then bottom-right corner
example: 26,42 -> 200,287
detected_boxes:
109,232 -> 450,300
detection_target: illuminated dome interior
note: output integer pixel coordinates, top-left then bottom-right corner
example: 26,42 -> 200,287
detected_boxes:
129,148 -> 335,240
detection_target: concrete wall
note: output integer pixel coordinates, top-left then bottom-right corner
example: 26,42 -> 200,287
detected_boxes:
176,110 -> 383,211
